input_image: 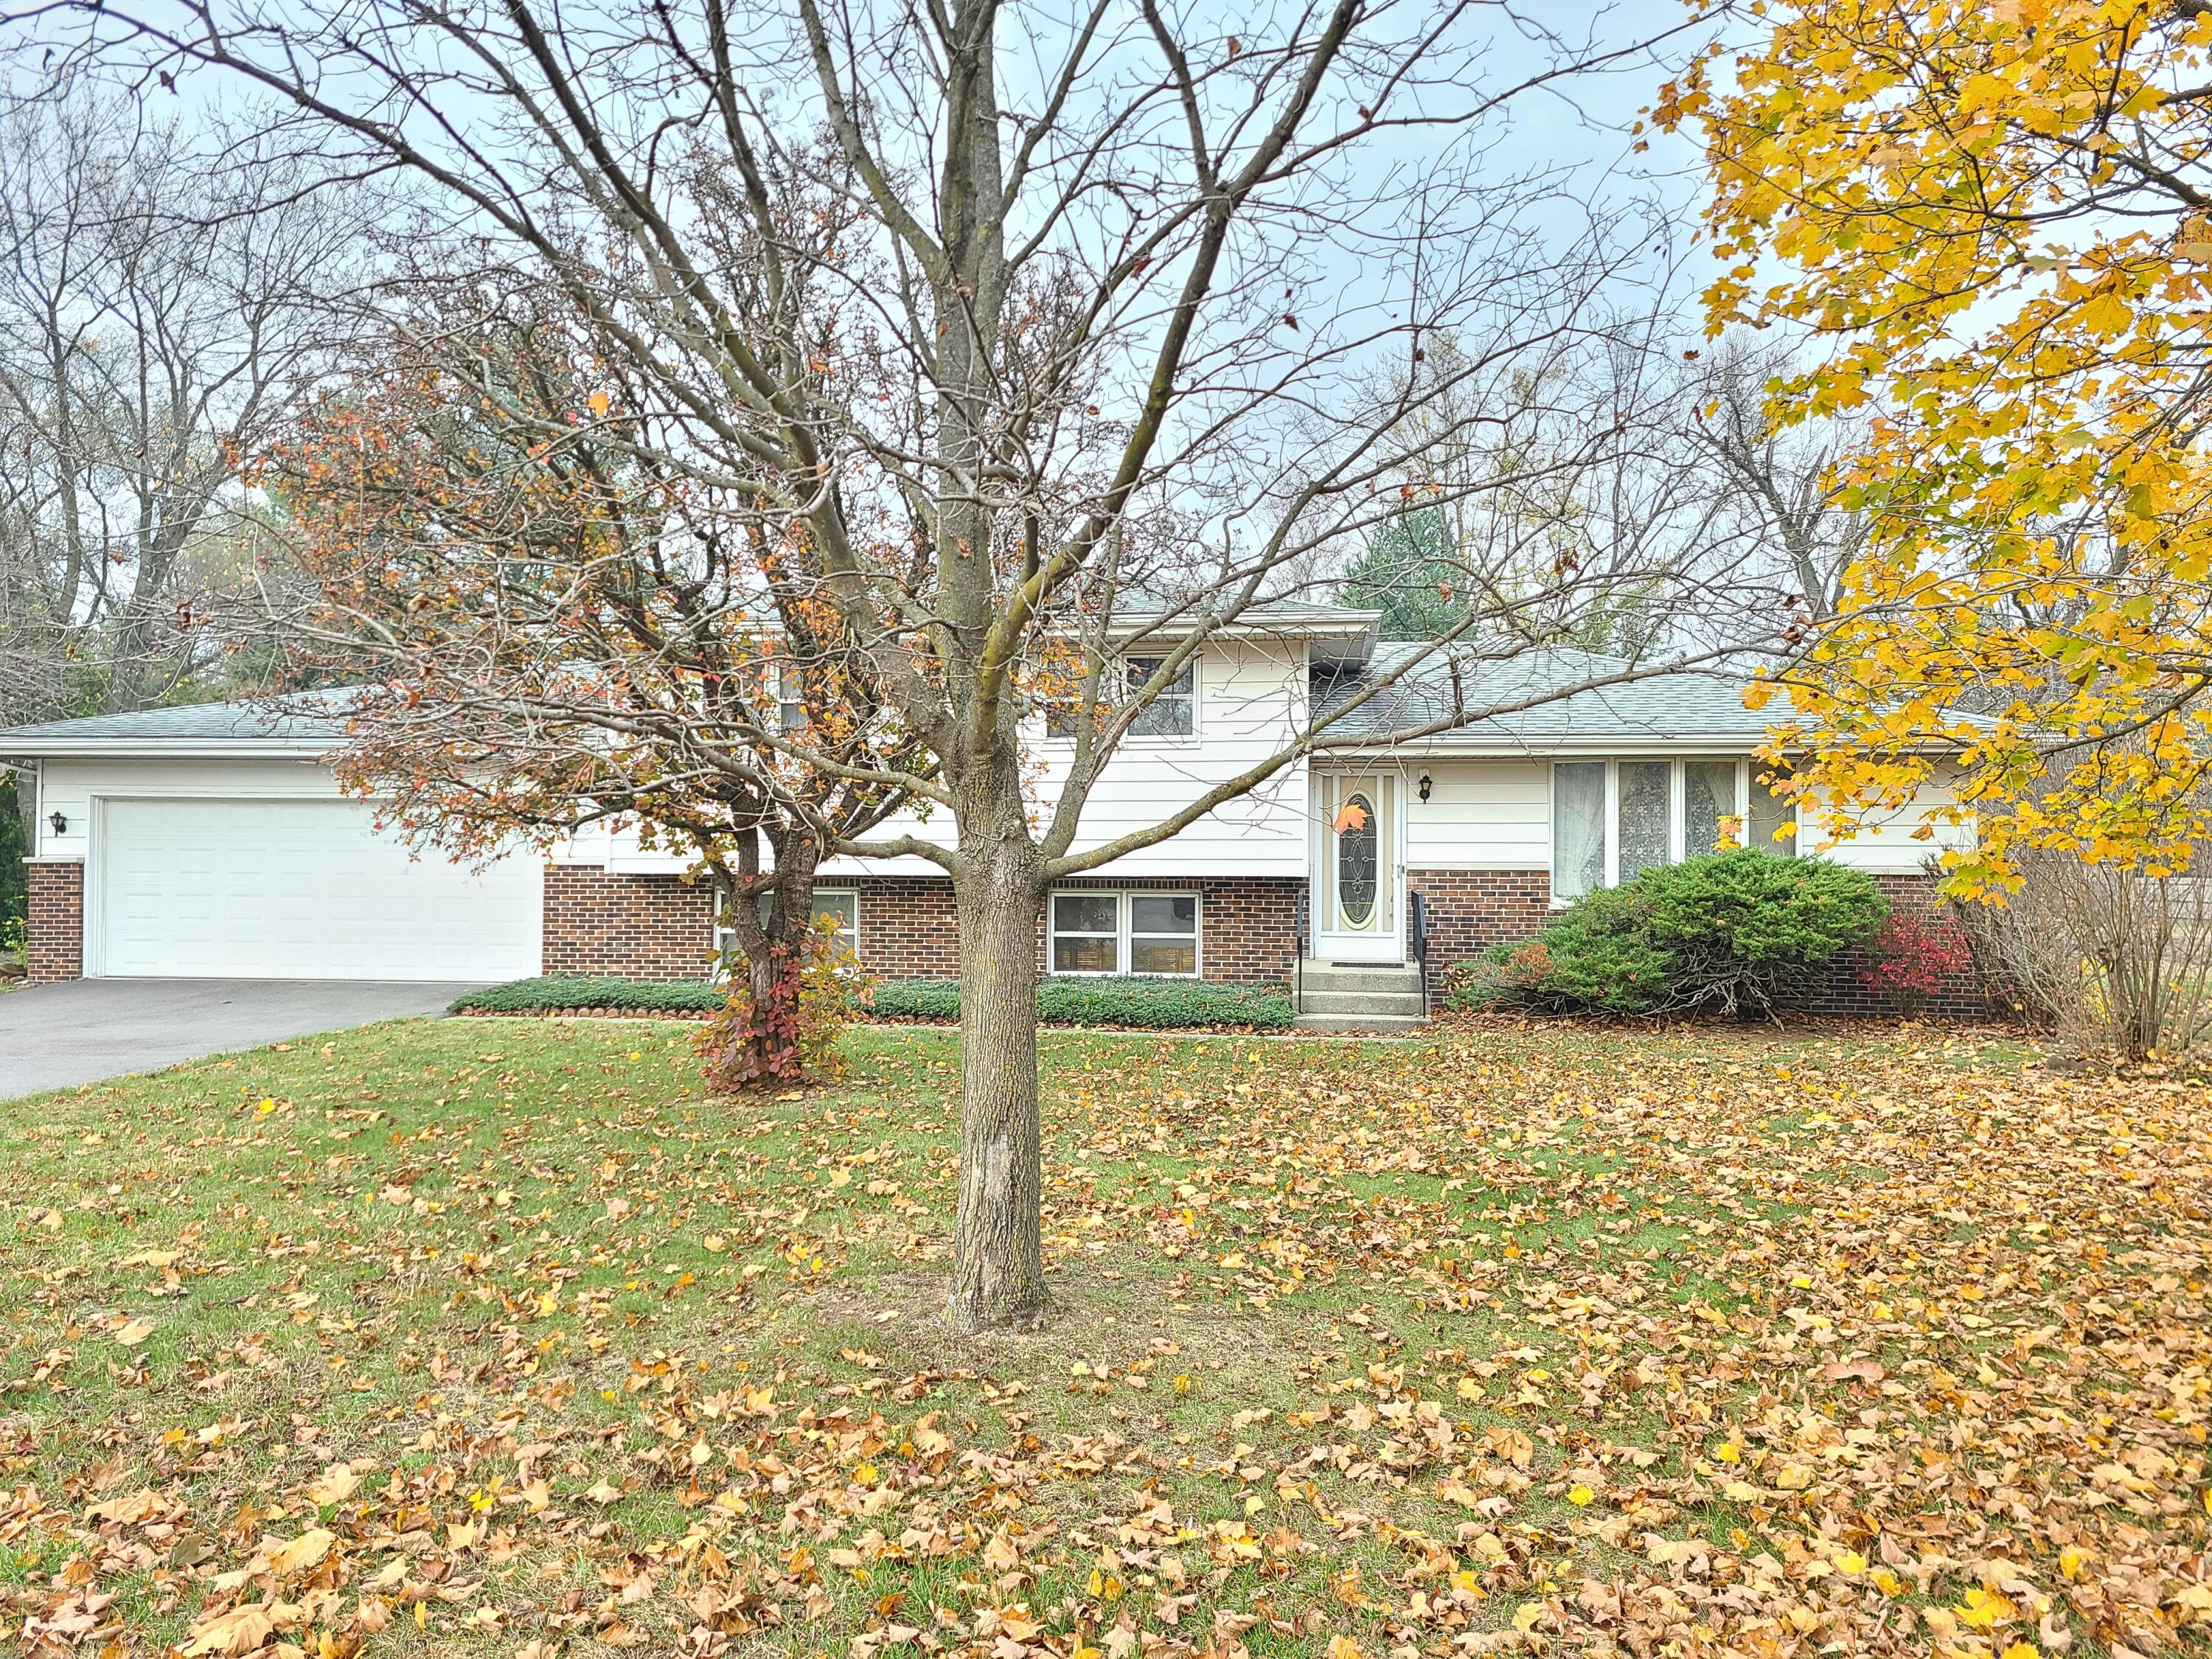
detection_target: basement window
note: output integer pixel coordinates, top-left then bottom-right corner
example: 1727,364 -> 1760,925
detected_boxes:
1048,889 -> 1201,976
714,886 -> 860,967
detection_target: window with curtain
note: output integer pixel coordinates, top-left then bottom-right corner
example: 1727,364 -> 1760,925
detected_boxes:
1749,767 -> 1797,854
1552,759 -> 1781,901
1552,762 -> 1607,902
1684,759 -> 1736,857
1617,761 -> 1672,883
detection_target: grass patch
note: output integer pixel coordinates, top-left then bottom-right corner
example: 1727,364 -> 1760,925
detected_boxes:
0,1018 -> 2202,1658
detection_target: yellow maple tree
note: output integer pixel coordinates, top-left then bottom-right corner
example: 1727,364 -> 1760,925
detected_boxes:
1658,0 -> 2212,891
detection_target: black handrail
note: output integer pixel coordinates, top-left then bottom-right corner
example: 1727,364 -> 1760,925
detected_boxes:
1293,885 -> 1310,997
1408,888 -> 1431,1013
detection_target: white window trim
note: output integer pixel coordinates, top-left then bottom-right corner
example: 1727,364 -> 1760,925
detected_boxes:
1048,888 -> 1127,976
1046,888 -> 1203,978
1121,655 -> 1200,746
1040,651 -> 1202,747
776,662 -> 810,734
1550,758 -> 1795,908
1127,889 -> 1203,978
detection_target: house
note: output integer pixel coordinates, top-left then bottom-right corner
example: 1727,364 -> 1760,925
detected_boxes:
3,603 -> 1971,1022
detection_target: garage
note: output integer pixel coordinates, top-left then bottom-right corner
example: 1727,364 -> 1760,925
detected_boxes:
94,797 -> 541,981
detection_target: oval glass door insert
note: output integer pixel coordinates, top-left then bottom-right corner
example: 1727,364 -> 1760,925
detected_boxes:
1336,790 -> 1378,927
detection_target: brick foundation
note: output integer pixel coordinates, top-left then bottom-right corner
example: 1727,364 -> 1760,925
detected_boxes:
1408,869 -> 1552,965
847,874 -> 1299,987
543,866 -> 717,980
538,868 -> 1302,989
1812,872 -> 1992,1019
540,863 -> 1990,1015
844,876 -> 962,981
25,860 -> 84,984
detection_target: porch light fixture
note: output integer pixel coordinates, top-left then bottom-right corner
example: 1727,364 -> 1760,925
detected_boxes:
1417,773 -> 1432,804
48,811 -> 66,836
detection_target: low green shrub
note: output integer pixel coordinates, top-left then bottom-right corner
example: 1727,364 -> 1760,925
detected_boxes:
452,975 -> 724,1015
869,980 -> 963,1020
876,975 -> 1295,1029
1037,975 -> 1293,1029
457,972 -> 1295,1029
1450,849 -> 1887,1018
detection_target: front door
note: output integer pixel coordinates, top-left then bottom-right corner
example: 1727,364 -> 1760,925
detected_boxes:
1313,772 -> 1402,961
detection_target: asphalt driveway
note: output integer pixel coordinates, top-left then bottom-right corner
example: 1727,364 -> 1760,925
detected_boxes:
0,978 -> 484,1101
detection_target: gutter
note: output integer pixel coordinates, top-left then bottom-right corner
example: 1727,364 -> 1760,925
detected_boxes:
0,740 -> 341,760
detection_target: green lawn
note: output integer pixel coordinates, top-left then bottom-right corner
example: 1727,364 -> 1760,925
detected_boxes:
1,1018 -> 2207,1658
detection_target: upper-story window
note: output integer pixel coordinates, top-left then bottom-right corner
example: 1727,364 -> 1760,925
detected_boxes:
1044,653 -> 1198,739
1552,758 -> 1795,903
776,662 -> 809,734
1124,656 -> 1195,737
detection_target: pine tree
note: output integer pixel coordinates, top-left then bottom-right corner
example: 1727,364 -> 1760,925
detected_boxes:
1340,506 -> 1468,641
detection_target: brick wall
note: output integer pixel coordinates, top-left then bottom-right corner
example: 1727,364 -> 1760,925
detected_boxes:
25,860 -> 83,984
846,877 -> 961,980
542,866 -> 717,980
1812,872 -> 1992,1019
539,869 -> 1300,987
1408,869 -> 1551,966
1186,877 -> 1301,985
544,863 -> 1994,1015
844,874 -> 1301,988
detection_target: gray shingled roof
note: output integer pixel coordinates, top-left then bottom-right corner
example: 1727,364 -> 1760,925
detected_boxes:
0,689 -> 358,750
1315,643 -> 1773,748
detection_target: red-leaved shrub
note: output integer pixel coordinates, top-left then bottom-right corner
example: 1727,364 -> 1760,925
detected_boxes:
1858,909 -> 1973,1015
696,917 -> 872,1090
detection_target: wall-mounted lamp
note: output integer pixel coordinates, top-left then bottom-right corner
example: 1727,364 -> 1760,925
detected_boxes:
1416,773 -> 1432,804
48,811 -> 67,836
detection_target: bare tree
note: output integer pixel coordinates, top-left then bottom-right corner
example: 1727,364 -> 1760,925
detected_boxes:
1688,336 -> 1867,622
1951,847 -> 2212,1064
21,0 -> 1792,1329
0,85 -> 355,726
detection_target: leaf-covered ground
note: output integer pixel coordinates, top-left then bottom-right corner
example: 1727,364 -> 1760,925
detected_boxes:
1,1020 -> 2208,1659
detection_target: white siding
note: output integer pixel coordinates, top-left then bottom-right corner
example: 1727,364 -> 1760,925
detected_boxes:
1388,756 -> 1974,877
1809,769 -> 1975,874
552,817 -> 692,874
822,637 -> 1313,880
35,756 -> 350,860
1402,760 -> 1552,871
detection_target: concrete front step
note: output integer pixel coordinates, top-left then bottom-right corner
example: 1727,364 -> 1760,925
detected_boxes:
1290,1012 -> 1433,1034
1297,960 -> 1423,993
1297,988 -> 1428,1018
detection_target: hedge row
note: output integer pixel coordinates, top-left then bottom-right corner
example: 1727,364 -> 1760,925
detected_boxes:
874,975 -> 1295,1029
453,973 -> 1295,1029
452,975 -> 724,1015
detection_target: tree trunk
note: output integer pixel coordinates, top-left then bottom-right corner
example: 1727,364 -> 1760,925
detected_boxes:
708,830 -> 822,1088
749,836 -> 822,1079
945,846 -> 1046,1331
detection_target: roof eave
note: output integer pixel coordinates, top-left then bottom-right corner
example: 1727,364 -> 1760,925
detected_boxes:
0,738 -> 339,759
1102,612 -> 1383,641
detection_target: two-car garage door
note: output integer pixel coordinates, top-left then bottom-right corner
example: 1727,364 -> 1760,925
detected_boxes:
96,798 -> 542,980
